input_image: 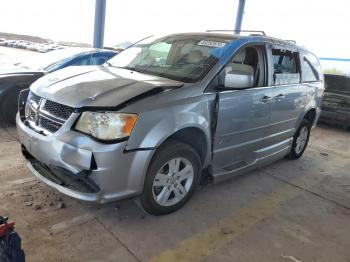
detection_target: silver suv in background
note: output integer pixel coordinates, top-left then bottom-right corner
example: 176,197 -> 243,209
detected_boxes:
17,32 -> 324,215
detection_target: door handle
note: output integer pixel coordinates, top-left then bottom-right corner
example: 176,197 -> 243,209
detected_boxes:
274,94 -> 285,101
260,95 -> 272,103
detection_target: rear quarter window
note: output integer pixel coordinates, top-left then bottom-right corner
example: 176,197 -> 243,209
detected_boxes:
301,52 -> 323,83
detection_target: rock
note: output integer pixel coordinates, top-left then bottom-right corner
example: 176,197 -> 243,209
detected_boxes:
320,152 -> 329,156
26,202 -> 33,207
58,202 -> 66,209
220,227 -> 234,235
34,205 -> 42,210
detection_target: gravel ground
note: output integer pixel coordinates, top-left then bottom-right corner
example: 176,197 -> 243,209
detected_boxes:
0,124 -> 349,262
1,47 -> 350,262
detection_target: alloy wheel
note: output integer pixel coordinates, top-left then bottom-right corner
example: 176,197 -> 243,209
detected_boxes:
295,126 -> 309,154
152,157 -> 194,207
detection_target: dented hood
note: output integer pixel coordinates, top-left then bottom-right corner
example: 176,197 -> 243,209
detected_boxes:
30,65 -> 183,108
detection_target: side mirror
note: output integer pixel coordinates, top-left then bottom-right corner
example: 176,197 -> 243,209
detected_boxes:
224,70 -> 253,89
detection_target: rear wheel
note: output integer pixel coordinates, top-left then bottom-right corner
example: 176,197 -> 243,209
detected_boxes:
287,119 -> 311,159
140,140 -> 201,215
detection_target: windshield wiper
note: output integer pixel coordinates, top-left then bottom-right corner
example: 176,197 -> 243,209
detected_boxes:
105,63 -> 139,72
124,66 -> 148,74
107,64 -> 152,76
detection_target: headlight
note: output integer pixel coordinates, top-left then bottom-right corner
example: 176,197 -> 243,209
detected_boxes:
75,112 -> 138,141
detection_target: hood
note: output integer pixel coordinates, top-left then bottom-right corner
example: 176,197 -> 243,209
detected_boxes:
0,64 -> 42,76
30,66 -> 184,108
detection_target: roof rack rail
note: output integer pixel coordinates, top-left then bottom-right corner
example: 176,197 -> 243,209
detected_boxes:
206,30 -> 266,36
284,39 -> 297,44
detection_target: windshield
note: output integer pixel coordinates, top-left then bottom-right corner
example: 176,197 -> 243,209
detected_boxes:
19,48 -> 87,71
108,35 -> 231,82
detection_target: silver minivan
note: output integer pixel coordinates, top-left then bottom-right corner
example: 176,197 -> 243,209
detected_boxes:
17,32 -> 324,215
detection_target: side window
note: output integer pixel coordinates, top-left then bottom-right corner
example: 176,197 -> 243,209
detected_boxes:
224,46 -> 266,87
91,53 -> 108,65
301,52 -> 322,82
272,48 -> 300,85
69,54 -> 92,66
45,58 -> 69,72
91,52 -> 116,65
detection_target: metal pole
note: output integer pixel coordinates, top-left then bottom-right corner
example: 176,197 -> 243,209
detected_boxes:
234,0 -> 246,34
93,0 -> 106,48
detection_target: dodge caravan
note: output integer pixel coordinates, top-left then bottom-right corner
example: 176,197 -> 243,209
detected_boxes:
16,32 -> 324,215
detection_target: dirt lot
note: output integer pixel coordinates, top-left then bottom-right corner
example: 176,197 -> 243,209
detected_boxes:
1,47 -> 350,262
0,46 -> 37,65
0,124 -> 349,262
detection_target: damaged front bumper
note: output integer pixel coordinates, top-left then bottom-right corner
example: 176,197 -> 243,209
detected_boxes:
22,147 -> 102,202
16,113 -> 155,203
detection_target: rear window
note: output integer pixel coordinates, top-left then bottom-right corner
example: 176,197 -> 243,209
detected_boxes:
301,52 -> 322,82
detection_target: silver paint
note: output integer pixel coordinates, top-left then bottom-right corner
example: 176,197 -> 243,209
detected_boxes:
17,33 -> 324,203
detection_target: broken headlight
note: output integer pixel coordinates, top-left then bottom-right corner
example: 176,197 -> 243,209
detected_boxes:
75,112 -> 138,141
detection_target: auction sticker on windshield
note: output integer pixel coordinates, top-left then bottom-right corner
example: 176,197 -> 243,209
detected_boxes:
197,40 -> 227,48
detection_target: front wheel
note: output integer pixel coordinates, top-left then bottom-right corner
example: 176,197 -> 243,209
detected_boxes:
0,87 -> 23,126
287,119 -> 311,159
140,140 -> 201,215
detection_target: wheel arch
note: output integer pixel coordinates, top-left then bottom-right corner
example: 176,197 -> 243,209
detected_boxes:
303,108 -> 317,125
295,104 -> 318,131
161,127 -> 209,166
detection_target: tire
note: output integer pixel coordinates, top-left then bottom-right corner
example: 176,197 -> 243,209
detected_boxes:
140,140 -> 201,215
287,119 -> 311,159
0,88 -> 22,126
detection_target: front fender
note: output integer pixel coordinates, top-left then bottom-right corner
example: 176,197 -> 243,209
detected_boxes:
125,96 -> 213,152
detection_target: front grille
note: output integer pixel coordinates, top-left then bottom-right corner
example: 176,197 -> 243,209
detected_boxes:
30,93 -> 41,104
29,108 -> 36,119
23,92 -> 74,135
40,117 -> 62,133
43,100 -> 74,120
